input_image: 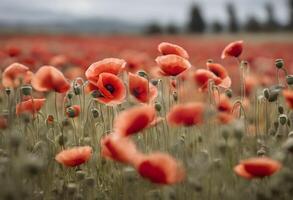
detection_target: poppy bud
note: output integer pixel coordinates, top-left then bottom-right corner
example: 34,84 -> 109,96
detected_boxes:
62,118 -> 70,127
257,149 -> 266,156
278,106 -> 284,114
67,183 -> 77,195
286,75 -> 293,85
137,70 -> 148,79
221,128 -> 230,141
76,170 -> 86,181
91,108 -> 99,118
21,85 -> 32,96
5,88 -> 11,95
207,59 -> 213,63
225,89 -> 233,98
91,90 -> 103,98
268,89 -> 279,102
67,92 -> 74,99
263,88 -> 270,100
155,102 -> 162,112
46,115 -> 54,125
66,106 -> 80,118
279,114 -> 288,125
151,79 -> 158,86
289,131 -> 293,138
73,85 -> 81,95
275,59 -> 284,69
57,135 -> 67,146
85,177 -> 95,187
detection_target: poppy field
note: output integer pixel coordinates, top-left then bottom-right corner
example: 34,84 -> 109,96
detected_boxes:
1,35 -> 293,200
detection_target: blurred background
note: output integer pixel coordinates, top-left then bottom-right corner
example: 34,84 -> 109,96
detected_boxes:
0,0 -> 293,34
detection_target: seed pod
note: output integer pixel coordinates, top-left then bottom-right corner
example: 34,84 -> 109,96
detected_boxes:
288,131 -> 293,138
278,106 -> 284,114
5,88 -> 11,95
155,102 -> 162,112
91,108 -> 99,118
137,70 -> 148,78
21,85 -> 32,96
91,90 -> 103,98
151,79 -> 159,86
172,91 -> 178,101
73,85 -> 81,95
67,92 -> 74,99
282,138 -> 293,153
279,114 -> 288,125
225,89 -> 233,98
286,75 -> 293,85
67,183 -> 77,195
268,89 -> 279,102
76,170 -> 86,181
263,88 -> 270,100
85,177 -> 95,187
275,59 -> 284,69
257,149 -> 266,156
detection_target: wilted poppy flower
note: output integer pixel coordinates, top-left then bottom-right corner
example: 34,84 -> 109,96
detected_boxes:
16,98 -> 46,116
234,157 -> 281,179
193,69 -> 221,91
2,63 -> 32,88
167,102 -> 205,126
85,58 -> 126,85
283,90 -> 293,109
158,42 -> 189,59
101,134 -> 142,165
114,105 -> 156,136
31,66 -> 70,93
207,62 -> 231,88
66,105 -> 81,118
55,146 -> 92,167
128,72 -> 158,103
221,40 -> 243,59
136,152 -> 185,184
93,72 -> 126,105
156,55 -> 191,76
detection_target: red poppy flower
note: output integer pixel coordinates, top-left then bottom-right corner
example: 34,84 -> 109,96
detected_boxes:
217,94 -> 233,113
31,66 -> 70,93
93,72 -> 126,105
158,42 -> 189,59
193,69 -> 221,90
121,50 -> 149,73
128,72 -> 158,103
85,58 -> 126,85
101,134 -> 142,165
167,102 -> 205,126
0,116 -> 8,129
114,105 -> 156,136
156,55 -> 191,76
283,90 -> 293,109
2,63 -> 32,88
221,40 -> 243,59
136,152 -> 185,184
207,62 -> 231,88
5,45 -> 21,57
16,98 -> 46,116
234,157 -> 282,179
66,105 -> 81,118
55,146 -> 92,167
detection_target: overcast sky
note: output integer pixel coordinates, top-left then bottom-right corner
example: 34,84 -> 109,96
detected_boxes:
0,0 -> 290,25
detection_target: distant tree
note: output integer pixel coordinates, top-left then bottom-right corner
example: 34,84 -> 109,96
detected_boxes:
227,3 -> 239,33
166,23 -> 179,35
244,16 -> 262,32
186,5 -> 206,33
289,0 -> 293,29
211,21 -> 224,33
144,22 -> 163,35
264,3 -> 279,31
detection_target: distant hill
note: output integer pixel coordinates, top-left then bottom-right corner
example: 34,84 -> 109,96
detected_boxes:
0,17 -> 142,34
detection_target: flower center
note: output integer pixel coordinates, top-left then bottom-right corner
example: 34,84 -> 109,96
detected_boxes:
105,84 -> 115,94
